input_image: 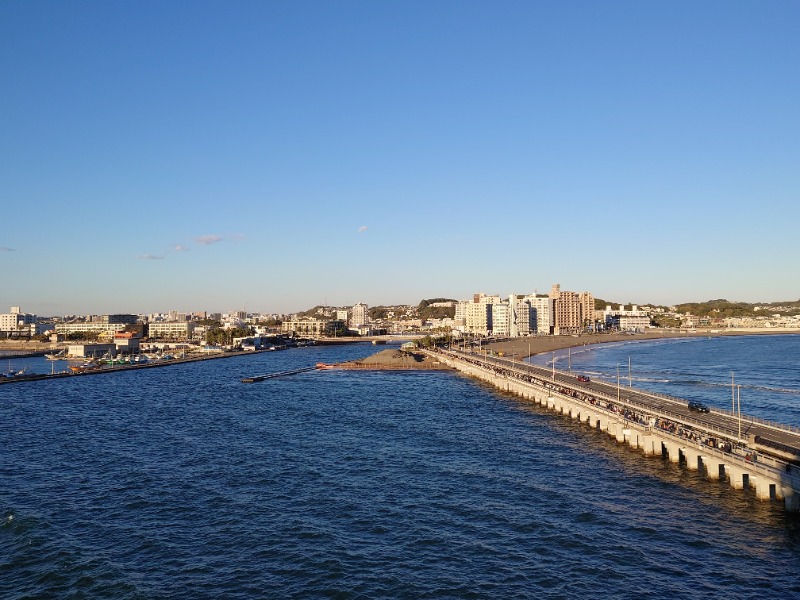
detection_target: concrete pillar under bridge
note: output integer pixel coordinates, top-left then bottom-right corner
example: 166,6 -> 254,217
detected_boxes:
726,465 -> 749,490
663,440 -> 681,463
701,456 -> 725,480
568,403 -> 581,421
627,430 -> 643,450
640,435 -> 659,456
615,424 -> 626,444
681,447 -> 702,471
598,415 -> 611,433
752,476 -> 776,501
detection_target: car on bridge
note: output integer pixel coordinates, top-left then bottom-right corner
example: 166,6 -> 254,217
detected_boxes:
688,401 -> 710,413
577,375 -> 590,382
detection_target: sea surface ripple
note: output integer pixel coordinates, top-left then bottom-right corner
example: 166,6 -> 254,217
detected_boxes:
2,339 -> 800,598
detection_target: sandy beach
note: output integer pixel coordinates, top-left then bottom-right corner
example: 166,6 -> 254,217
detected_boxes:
484,328 -> 800,359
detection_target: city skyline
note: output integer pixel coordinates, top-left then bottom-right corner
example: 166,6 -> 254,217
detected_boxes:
2,2 -> 798,316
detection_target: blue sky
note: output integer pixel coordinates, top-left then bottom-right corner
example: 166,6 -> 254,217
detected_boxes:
2,1 -> 798,316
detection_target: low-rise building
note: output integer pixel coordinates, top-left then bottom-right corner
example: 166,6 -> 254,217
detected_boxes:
56,322 -> 127,337
0,306 -> 37,336
147,321 -> 196,340
281,319 -> 345,337
604,305 -> 651,331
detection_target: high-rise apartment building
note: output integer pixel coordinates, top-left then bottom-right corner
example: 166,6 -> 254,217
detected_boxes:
465,300 -> 492,336
525,295 -> 554,335
351,303 -> 368,327
579,292 -> 595,331
550,284 -> 583,335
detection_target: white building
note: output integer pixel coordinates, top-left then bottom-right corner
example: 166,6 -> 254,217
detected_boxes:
454,301 -> 469,328
147,321 -> 196,340
513,296 -> 533,336
491,303 -> 511,337
55,322 -> 127,337
0,306 -> 37,334
524,295 -> 554,335
351,303 -> 368,328
604,305 -> 651,331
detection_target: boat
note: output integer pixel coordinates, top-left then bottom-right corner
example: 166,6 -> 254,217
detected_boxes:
45,350 -> 66,360
69,363 -> 102,374
315,362 -> 335,370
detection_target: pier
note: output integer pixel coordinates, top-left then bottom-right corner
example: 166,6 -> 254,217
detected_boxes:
429,348 -> 800,511
241,366 -> 317,383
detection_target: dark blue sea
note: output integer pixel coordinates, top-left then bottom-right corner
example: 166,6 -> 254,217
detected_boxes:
3,337 -> 800,599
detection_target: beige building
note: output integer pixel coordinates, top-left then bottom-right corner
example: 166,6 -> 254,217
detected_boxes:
147,321 -> 196,340
281,319 -> 345,337
579,291 -> 594,330
465,300 -> 492,336
56,322 -> 127,337
550,284 -> 583,335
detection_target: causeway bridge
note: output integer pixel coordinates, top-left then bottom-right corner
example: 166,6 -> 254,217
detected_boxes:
429,348 -> 800,511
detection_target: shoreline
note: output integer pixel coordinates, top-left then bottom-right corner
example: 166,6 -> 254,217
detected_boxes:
485,329 -> 800,360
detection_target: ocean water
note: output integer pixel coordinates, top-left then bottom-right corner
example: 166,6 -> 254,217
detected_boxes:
2,339 -> 800,599
530,333 -> 800,428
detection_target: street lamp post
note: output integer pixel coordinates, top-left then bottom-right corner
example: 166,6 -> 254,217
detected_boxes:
737,384 -> 742,442
628,356 -> 632,388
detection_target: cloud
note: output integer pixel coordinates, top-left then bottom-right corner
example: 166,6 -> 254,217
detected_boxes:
0,246 -> 15,252
137,254 -> 165,260
229,234 -> 246,242
173,245 -> 190,252
196,235 -> 223,246
357,226 -> 368,233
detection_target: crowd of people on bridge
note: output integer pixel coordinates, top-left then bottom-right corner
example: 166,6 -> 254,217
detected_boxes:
437,348 -> 741,457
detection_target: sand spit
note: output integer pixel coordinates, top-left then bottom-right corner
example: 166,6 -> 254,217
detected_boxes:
338,348 -> 449,370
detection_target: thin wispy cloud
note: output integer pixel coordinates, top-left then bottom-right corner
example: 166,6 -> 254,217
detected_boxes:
0,246 -> 15,252
358,226 -> 368,233
196,235 -> 223,246
173,245 -> 190,252
229,234 -> 246,242
137,254 -> 165,260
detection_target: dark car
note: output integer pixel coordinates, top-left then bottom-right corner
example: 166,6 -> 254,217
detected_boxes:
688,401 -> 710,413
577,375 -> 590,382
